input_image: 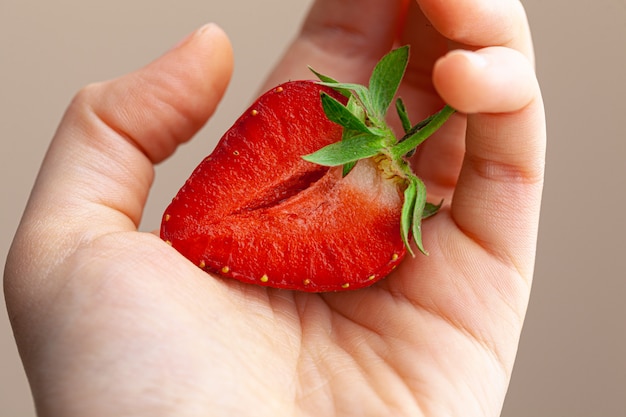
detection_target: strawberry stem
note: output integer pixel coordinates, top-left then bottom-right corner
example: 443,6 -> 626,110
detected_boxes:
391,105 -> 456,159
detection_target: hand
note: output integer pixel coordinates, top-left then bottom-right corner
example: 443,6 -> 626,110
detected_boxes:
4,1 -> 545,416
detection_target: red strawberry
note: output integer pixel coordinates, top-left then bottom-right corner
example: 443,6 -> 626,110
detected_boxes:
161,46 -> 455,291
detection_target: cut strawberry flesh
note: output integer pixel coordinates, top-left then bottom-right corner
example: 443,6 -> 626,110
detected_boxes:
161,81 -> 406,291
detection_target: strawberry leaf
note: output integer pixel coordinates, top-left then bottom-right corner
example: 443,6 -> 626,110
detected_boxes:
320,92 -> 373,134
369,45 -> 409,120
302,134 -> 385,167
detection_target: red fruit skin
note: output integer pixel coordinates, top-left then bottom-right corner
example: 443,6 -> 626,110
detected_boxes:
161,81 -> 406,292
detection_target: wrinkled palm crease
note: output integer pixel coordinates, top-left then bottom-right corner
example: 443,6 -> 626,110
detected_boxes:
304,46 -> 455,256
217,265 -> 505,417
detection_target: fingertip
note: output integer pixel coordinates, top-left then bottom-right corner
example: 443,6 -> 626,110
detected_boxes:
433,47 -> 538,115
161,21 -> 235,122
189,23 -> 234,74
177,22 -> 235,122
416,0 -> 534,59
433,49 -> 487,114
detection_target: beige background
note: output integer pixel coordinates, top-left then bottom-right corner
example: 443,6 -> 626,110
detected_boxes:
2,0 -> 625,415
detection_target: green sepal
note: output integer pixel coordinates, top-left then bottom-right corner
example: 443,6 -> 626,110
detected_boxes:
411,176 -> 428,255
342,161 -> 357,177
396,97 -> 419,157
320,92 -> 373,135
423,200 -> 443,219
346,95 -> 366,123
395,97 -> 412,134
309,67 -> 352,99
338,116 -> 362,177
309,67 -> 339,84
401,175 -> 429,256
401,179 -> 418,257
309,68 -> 371,110
302,134 -> 385,167
369,46 -> 409,119
316,81 -> 373,114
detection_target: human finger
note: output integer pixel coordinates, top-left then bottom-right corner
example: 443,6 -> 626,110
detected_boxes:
416,0 -> 534,61
5,23 -> 233,297
20,24 -> 233,235
436,46 -> 545,278
261,0 -> 407,89
434,47 -> 538,114
397,0 -> 535,199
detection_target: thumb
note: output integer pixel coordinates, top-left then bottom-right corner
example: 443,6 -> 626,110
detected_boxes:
19,23 -> 233,236
6,23 -> 232,296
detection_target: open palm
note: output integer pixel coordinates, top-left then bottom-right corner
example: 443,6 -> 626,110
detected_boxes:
5,1 -> 545,416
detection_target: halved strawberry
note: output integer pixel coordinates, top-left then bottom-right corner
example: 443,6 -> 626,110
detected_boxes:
161,46 -> 454,291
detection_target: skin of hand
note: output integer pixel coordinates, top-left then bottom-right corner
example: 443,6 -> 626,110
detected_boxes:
4,0 -> 545,416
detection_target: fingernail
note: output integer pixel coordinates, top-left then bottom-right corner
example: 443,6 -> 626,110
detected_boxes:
453,50 -> 489,69
169,23 -> 215,52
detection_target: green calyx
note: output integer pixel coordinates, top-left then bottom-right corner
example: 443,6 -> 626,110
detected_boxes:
303,45 -> 455,256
